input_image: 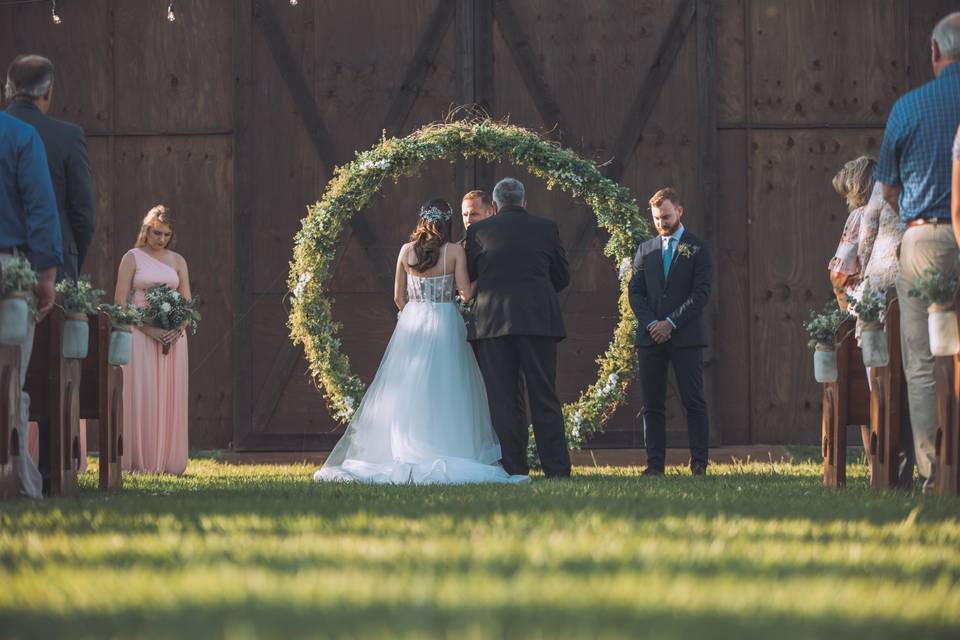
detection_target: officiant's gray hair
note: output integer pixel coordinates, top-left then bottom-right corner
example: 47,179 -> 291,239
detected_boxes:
493,178 -> 525,208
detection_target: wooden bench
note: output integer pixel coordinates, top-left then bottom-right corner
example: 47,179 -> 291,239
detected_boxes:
867,294 -> 906,489
80,310 -> 123,491
0,344 -> 21,499
822,295 -> 909,489
933,299 -> 960,497
24,306 -> 83,496
821,317 -> 870,487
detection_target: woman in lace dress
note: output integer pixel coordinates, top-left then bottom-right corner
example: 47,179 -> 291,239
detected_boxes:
830,156 -> 904,311
314,199 -> 529,485
829,157 -> 905,464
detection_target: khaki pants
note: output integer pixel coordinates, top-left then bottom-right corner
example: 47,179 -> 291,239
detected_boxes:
0,253 -> 41,498
895,224 -> 958,489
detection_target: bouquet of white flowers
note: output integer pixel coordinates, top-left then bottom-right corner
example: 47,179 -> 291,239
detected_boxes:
141,284 -> 201,354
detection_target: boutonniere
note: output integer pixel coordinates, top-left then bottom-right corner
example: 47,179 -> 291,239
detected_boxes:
676,243 -> 700,259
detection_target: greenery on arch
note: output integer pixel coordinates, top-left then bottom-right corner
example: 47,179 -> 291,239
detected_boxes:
288,118 -> 651,448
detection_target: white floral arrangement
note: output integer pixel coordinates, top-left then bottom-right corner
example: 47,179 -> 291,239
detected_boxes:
142,284 -> 201,353
288,116 -> 650,443
676,243 -> 700,259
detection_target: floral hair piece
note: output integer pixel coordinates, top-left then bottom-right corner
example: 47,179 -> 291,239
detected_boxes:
419,205 -> 451,223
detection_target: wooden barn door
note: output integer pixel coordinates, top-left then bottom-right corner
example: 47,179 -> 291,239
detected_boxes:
233,0 -> 717,451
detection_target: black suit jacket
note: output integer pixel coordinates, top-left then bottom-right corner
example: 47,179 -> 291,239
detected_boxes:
628,229 -> 713,348
6,101 -> 95,280
466,205 -> 570,341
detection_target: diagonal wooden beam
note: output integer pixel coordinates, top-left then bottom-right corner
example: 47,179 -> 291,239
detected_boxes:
254,0 -> 336,173
561,0 -> 698,308
250,1 -> 455,436
493,0 -> 578,145
382,0 -> 456,136
606,0 -> 697,183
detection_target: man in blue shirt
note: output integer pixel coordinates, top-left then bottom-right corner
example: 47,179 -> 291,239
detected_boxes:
877,12 -> 960,492
0,110 -> 63,497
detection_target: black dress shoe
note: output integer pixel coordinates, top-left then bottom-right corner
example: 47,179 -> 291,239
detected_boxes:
691,465 -> 707,476
641,467 -> 664,477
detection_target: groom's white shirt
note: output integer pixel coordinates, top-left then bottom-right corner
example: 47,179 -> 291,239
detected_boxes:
646,224 -> 685,332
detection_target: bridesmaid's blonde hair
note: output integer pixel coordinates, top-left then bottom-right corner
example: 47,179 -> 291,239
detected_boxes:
832,156 -> 876,211
135,204 -> 175,248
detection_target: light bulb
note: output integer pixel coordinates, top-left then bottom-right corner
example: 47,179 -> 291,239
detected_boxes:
51,0 -> 61,24
290,0 -> 299,5
167,2 -> 176,22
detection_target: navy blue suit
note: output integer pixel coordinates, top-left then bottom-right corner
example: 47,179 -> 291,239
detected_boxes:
628,228 -> 713,470
7,101 -> 95,280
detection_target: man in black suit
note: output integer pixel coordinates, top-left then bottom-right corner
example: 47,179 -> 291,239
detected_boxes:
466,178 -> 571,477
628,187 -> 714,476
6,54 -> 95,281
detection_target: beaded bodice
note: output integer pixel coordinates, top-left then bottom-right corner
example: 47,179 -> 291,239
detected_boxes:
406,273 -> 456,303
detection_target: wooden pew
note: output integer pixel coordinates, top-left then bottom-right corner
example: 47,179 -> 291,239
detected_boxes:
24,306 -> 82,497
867,293 -> 905,489
0,344 -> 21,499
80,310 -> 123,491
821,317 -> 871,487
934,298 -> 960,497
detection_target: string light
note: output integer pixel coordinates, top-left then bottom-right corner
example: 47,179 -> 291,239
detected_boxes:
50,0 -> 61,24
166,1 -> 176,22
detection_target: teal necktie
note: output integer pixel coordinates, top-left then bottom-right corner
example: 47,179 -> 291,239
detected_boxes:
663,237 -> 675,278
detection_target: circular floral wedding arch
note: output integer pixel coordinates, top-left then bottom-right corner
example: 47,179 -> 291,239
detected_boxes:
288,118 -> 650,449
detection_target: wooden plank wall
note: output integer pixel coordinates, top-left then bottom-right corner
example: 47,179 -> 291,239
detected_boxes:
2,0 -> 957,448
714,0 -> 956,444
0,0 -> 235,448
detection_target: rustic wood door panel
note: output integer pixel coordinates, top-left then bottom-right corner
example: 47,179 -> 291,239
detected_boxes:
235,0 -> 713,450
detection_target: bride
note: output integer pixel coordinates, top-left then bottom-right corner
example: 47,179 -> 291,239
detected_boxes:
313,198 -> 530,484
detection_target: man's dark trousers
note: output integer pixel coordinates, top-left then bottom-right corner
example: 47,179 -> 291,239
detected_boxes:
638,341 -> 709,471
473,335 -> 570,477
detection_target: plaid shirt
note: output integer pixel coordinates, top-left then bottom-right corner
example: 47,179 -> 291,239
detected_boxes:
876,61 -> 960,222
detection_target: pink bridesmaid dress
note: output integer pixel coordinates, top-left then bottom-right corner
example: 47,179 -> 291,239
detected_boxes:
120,248 -> 189,474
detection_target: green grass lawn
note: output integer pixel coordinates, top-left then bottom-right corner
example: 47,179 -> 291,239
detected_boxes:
0,458 -> 958,639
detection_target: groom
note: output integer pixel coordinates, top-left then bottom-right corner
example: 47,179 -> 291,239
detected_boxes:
628,187 -> 713,476
466,177 -> 572,477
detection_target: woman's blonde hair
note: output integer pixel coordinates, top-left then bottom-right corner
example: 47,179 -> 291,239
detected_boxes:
135,204 -> 175,248
832,156 -> 876,211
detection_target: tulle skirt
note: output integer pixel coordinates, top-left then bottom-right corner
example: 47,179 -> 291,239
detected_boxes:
314,301 -> 529,485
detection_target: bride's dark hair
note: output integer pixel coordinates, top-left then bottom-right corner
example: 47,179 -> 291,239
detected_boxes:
409,198 -> 453,272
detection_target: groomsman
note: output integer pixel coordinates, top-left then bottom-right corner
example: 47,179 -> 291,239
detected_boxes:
628,188 -> 714,476
5,54 -> 95,281
460,189 -> 495,240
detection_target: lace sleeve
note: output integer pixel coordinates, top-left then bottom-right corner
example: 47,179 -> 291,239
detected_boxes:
828,208 -> 862,275
857,184 -> 884,277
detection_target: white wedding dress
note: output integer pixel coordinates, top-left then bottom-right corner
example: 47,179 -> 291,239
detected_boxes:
314,248 -> 530,485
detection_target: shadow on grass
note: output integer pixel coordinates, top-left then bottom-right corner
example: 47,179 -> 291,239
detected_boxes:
0,599 -> 956,639
7,540 -> 957,586
1,469 -> 955,541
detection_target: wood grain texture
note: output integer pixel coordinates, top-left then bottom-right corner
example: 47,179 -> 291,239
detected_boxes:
749,0 -> 906,125
114,0 -> 233,131
715,0 -> 746,123
714,129 -> 751,444
113,136 -> 234,448
748,129 -> 881,443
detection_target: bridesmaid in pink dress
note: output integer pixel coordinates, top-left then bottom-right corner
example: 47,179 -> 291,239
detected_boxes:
114,205 -> 191,474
